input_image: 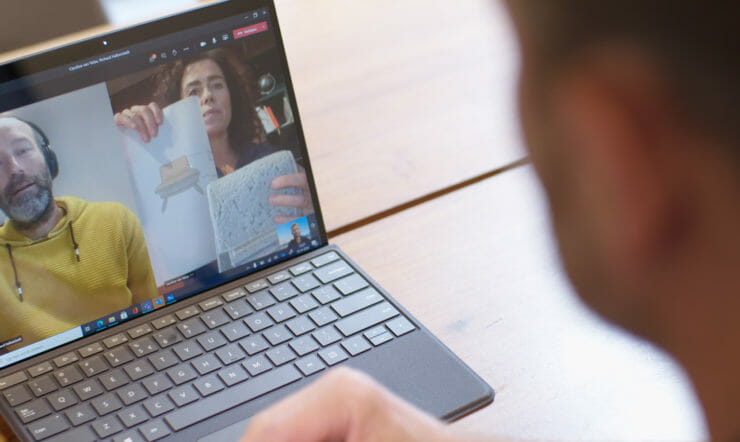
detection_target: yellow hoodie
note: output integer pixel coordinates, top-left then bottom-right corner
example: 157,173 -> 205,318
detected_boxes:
0,196 -> 158,352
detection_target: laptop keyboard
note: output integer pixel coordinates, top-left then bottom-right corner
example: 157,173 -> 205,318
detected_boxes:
0,251 -> 417,441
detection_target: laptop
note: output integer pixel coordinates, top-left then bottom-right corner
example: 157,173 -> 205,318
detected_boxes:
0,1 -> 494,440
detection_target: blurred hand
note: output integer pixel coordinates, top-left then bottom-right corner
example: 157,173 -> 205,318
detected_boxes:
240,366 -> 470,442
269,167 -> 314,224
114,102 -> 164,143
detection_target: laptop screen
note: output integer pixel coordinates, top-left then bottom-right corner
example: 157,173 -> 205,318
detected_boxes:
0,1 -> 325,368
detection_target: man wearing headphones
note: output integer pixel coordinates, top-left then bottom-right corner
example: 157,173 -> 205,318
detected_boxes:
0,115 -> 158,352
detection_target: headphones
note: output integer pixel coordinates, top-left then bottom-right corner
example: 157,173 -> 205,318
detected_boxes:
2,116 -> 59,179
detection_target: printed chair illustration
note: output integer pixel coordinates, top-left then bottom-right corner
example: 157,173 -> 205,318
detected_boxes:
155,155 -> 204,212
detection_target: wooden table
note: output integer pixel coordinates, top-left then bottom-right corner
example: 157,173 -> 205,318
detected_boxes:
0,0 -> 706,440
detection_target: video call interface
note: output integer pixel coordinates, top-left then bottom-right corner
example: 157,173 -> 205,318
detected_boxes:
0,7 -> 322,367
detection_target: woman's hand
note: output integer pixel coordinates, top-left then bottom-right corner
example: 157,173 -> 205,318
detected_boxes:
114,102 -> 164,143
269,167 -> 314,224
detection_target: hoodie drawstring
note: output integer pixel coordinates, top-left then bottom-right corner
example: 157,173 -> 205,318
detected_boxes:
6,244 -> 23,302
5,221 -> 81,302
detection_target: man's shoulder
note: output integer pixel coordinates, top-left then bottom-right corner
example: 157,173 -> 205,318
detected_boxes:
58,196 -> 136,221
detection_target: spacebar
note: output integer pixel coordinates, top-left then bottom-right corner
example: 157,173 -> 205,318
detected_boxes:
165,365 -> 302,431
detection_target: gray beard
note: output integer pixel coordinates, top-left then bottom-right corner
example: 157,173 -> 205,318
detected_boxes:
7,187 -> 52,224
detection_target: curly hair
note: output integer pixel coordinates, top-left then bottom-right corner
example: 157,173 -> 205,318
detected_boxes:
154,48 -> 265,150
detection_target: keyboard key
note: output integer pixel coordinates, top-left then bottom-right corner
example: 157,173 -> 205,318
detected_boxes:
289,336 -> 320,356
312,327 -> 342,347
16,398 -> 51,423
65,403 -> 95,426
78,356 -> 107,377
198,296 -> 224,311
290,294 -> 319,313
166,364 -> 197,385
77,343 -> 105,360
267,303 -> 297,323
216,344 -> 246,365
246,291 -> 276,310
138,418 -> 171,441
47,389 -> 77,411
245,278 -> 269,293
309,307 -> 338,327
295,354 -> 325,377
27,362 -> 54,378
244,311 -> 273,332
99,369 -> 129,391
364,325 -> 393,346
168,385 -> 199,407
53,367 -> 83,387
318,345 -> 349,366
341,335 -> 372,356
313,260 -> 353,284
242,355 -> 272,377
201,309 -> 230,329
123,360 -> 155,381
289,262 -> 313,276
53,352 -> 78,368
270,282 -> 299,302
177,317 -> 207,338
90,393 -> 123,415
128,337 -> 158,357
267,270 -> 291,284
152,327 -> 182,348
142,394 -> 175,417
266,345 -> 297,366
334,273 -> 370,295
151,315 -> 176,330
191,354 -> 222,375
197,330 -> 227,351
286,316 -> 316,336
103,333 -> 129,348
28,376 -> 57,397
142,374 -> 173,395
118,404 -> 148,427
220,322 -> 250,342
224,300 -> 252,320
386,316 -> 416,336
116,383 -> 147,405
331,288 -> 383,317
164,365 -> 302,431
292,274 -> 320,293
335,302 -> 399,337
28,413 -> 69,440
193,374 -> 225,397
172,341 -> 204,361
149,350 -> 178,371
103,347 -> 135,367
263,324 -> 292,346
113,430 -> 146,442
238,335 -> 269,356
92,415 -> 123,438
44,425 -> 96,442
311,286 -> 341,305
0,371 -> 27,390
175,305 -> 200,321
222,287 -> 247,302
311,251 -> 339,267
3,384 -> 31,406
217,365 -> 248,387
127,324 -> 153,339
73,380 -> 103,401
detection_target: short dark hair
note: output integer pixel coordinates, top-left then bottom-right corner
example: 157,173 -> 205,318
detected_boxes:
514,1 -> 740,146
155,48 -> 265,151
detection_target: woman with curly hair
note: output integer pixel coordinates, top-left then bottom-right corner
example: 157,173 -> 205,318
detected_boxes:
114,48 -> 312,222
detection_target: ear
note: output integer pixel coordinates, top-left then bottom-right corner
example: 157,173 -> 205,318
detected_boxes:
550,52 -> 682,279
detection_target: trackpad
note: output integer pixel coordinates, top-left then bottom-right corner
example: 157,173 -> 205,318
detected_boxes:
197,417 -> 251,442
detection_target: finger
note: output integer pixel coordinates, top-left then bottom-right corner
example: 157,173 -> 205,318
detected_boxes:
271,172 -> 308,191
133,105 -> 159,139
269,193 -> 306,209
147,102 -> 164,126
128,113 -> 151,143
